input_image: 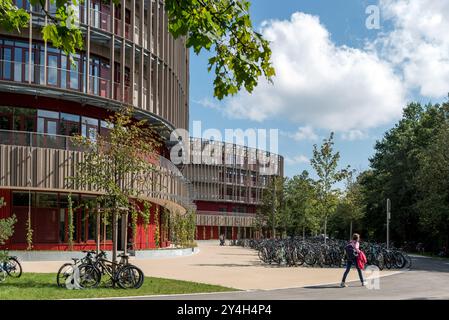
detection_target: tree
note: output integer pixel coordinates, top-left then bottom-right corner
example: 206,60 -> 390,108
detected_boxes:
331,172 -> 365,240
0,197 -> 17,246
283,171 -> 320,238
69,106 -> 160,264
258,176 -> 284,238
310,132 -> 350,243
415,121 -> 449,250
1,0 -> 274,100
361,101 -> 449,246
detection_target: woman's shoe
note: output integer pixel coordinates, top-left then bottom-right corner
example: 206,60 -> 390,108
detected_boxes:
340,282 -> 347,288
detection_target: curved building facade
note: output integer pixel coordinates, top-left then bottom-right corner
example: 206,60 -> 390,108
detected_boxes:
182,138 -> 284,240
0,0 -> 191,250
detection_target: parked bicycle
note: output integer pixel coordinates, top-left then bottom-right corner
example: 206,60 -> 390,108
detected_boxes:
246,237 -> 411,270
57,250 -> 144,289
0,252 -> 22,282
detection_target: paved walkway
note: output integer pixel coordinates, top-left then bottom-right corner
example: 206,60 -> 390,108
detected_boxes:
131,255 -> 449,300
21,241 -> 400,290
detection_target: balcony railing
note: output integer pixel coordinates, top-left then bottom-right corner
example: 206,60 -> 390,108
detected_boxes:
0,59 -> 148,106
197,210 -> 256,217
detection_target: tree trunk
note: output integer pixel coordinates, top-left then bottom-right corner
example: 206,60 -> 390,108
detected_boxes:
112,209 -> 118,269
123,212 -> 128,255
272,181 -> 276,239
324,217 -> 328,244
349,220 -> 353,240
96,203 -> 101,255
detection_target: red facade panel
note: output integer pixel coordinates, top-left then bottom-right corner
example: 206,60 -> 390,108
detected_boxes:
0,189 -> 11,219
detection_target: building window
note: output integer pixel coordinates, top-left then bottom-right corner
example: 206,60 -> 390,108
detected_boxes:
12,191 -> 34,207
13,107 -> 36,132
81,116 -> 99,140
60,113 -> 80,136
37,110 -> 59,135
35,193 -> 58,208
2,47 -> 12,80
0,106 -> 13,130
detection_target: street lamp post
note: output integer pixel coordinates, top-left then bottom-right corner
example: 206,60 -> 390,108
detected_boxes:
386,198 -> 391,250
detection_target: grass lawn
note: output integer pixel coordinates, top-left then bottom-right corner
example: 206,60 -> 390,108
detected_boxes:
0,273 -> 236,300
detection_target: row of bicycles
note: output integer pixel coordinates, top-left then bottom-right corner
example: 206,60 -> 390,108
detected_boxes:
57,250 -> 144,289
244,237 -> 412,270
0,254 -> 22,282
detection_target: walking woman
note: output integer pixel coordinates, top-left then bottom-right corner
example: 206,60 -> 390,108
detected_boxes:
340,233 -> 366,287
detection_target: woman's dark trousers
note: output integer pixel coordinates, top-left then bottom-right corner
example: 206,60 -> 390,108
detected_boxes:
341,259 -> 364,283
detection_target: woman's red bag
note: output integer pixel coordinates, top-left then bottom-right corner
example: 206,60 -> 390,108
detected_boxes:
357,250 -> 367,270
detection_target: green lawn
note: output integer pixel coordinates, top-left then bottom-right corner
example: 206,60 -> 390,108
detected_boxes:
0,273 -> 236,300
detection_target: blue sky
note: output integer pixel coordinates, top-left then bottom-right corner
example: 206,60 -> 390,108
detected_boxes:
188,0 -> 449,179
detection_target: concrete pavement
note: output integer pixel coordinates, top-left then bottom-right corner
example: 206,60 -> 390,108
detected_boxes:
21,241 -> 401,290
125,255 -> 449,300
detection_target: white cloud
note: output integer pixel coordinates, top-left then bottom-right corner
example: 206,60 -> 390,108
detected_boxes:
374,0 -> 449,98
194,97 -> 221,110
285,154 -> 310,165
284,126 -> 319,141
224,12 -> 405,131
340,130 -> 368,141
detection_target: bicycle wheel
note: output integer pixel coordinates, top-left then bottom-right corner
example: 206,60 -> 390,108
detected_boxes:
404,253 -> 412,269
393,252 -> 406,269
376,253 -> 385,271
116,265 -> 144,289
5,257 -> 22,278
304,252 -> 316,266
294,250 -> 305,266
0,269 -> 6,283
78,264 -> 101,289
57,263 -> 74,288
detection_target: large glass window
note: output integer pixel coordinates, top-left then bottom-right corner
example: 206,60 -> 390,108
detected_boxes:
69,56 -> 80,90
36,193 -> 58,208
0,106 -> 13,130
60,113 -> 80,136
82,116 -> 98,140
13,107 -> 36,132
12,191 -> 34,206
47,53 -> 59,86
90,57 -> 100,95
37,110 -> 59,135
24,48 -> 35,83
2,47 -> 12,80
13,48 -> 23,82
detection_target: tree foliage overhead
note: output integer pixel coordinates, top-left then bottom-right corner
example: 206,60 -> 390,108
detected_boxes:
0,0 -> 29,31
165,0 -> 275,99
1,0 -> 274,100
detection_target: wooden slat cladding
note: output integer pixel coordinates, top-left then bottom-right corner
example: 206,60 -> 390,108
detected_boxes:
196,214 -> 255,228
0,144 -> 190,213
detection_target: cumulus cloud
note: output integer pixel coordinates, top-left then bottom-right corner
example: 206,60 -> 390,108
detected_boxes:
194,97 -> 221,110
285,154 -> 310,165
223,12 -> 405,131
283,126 -> 319,141
340,130 -> 369,141
374,0 -> 449,98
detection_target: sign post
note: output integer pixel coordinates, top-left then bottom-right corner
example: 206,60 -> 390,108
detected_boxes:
386,198 -> 391,250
